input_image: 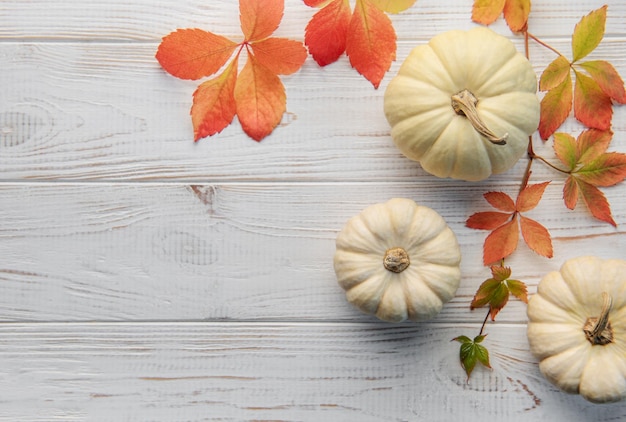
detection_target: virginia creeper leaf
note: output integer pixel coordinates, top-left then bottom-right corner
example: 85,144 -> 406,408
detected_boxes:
574,71 -> 613,131
540,56 -> 571,91
454,335 -> 491,381
563,175 -> 579,210
304,0 -> 352,66
572,5 -> 607,63
466,211 -> 512,231
370,0 -> 417,14
251,37 -> 308,75
576,152 -> 626,187
506,279 -> 528,303
191,58 -> 238,141
574,178 -> 616,226
346,0 -> 397,88
483,191 -> 516,213
553,132 -> 579,170
240,0 -> 284,42
235,55 -> 286,142
471,0 -> 506,26
471,278 -> 503,310
490,265 -> 512,282
577,129 -> 613,165
539,74 -> 572,140
516,182 -> 550,212
579,60 -> 626,104
520,215 -> 553,258
156,29 -> 237,80
502,0 -> 531,32
483,215 -> 519,265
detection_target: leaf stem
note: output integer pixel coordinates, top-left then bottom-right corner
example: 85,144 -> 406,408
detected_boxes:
478,308 -> 490,336
534,154 -> 571,174
527,32 -> 564,57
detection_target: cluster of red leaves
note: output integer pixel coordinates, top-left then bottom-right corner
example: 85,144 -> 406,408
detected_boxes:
467,182 -> 553,265
539,6 -> 626,140
304,0 -> 416,88
472,0 -> 530,33
156,0 -> 307,142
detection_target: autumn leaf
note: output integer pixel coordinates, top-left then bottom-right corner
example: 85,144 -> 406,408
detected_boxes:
156,0 -> 307,142
538,74 -> 572,140
574,71 -> 613,131
554,130 -> 626,226
467,185 -> 553,265
539,56 -> 571,91
571,5 -> 607,63
453,335 -> 491,381
304,0 -> 410,88
471,265 -> 528,320
579,61 -> 626,104
472,0 -> 529,33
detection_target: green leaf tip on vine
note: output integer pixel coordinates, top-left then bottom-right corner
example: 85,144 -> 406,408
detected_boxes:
453,334 -> 491,381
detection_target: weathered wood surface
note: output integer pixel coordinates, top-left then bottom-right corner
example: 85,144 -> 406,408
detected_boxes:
1,0 -> 626,420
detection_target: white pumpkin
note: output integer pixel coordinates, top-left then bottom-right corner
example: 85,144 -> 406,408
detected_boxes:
384,27 -> 540,181
333,198 -> 461,322
527,256 -> 626,403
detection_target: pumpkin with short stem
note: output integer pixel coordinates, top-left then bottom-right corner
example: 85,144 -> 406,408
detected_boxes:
527,256 -> 626,403
384,27 -> 540,181
333,198 -> 462,322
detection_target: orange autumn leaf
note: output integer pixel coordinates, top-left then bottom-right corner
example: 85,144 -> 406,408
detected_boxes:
520,215 -> 553,258
472,0 -> 505,26
579,61 -> 626,104
574,71 -> 612,131
466,211 -> 512,231
516,181 -> 550,212
483,216 -> 519,265
346,0 -> 397,88
572,178 -> 616,226
156,29 -> 237,80
483,191 -> 516,213
539,74 -> 572,140
539,56 -> 571,92
156,0 -> 306,142
304,0 -> 411,88
472,0 -> 529,33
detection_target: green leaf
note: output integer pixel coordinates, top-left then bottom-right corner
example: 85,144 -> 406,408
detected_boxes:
506,279 -> 528,303
540,55 -> 571,91
572,6 -> 607,62
454,335 -> 491,381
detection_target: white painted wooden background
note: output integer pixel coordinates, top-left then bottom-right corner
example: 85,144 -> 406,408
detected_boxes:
1,0 -> 625,420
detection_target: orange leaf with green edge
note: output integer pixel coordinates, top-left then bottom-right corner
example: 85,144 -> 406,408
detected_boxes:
346,0 -> 397,88
579,60 -> 626,104
563,176 -> 579,210
472,0 -> 505,26
540,56 -> 571,91
577,129 -> 612,164
539,74 -> 572,140
553,132 -> 579,170
503,0 -> 530,32
471,278 -> 502,310
520,215 -> 553,258
572,5 -> 607,62
191,57 -> 239,141
156,29 -> 238,80
483,215 -> 519,265
370,0 -> 416,14
466,211 -> 512,231
576,152 -> 626,187
234,55 -> 286,142
574,71 -> 612,131
304,0 -> 352,66
251,37 -> 308,75
483,191 -> 516,213
239,0 -> 283,42
574,178 -> 616,226
516,182 -> 550,212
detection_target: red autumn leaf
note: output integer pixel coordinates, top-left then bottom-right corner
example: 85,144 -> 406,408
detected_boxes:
574,71 -> 613,131
234,55 -> 287,142
370,0 -> 416,14
304,0 -> 352,66
251,37 -> 309,75
516,182 -> 550,212
156,29 -> 238,80
553,132 -> 579,170
483,191 -> 516,213
502,0 -> 531,32
191,58 -> 238,140
156,0 -> 306,142
239,0 -> 283,42
576,129 -> 613,164
483,215 -> 519,265
579,60 -> 626,104
472,0 -> 505,26
346,0 -> 397,88
571,5 -> 607,63
539,74 -> 572,140
466,212 -> 512,231
520,215 -> 553,258
575,178 -> 616,226
540,56 -> 571,92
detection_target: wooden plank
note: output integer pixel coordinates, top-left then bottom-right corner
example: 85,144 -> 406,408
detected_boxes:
1,182 -> 624,323
0,0 -> 624,41
1,321 -> 625,421
1,39 -> 625,182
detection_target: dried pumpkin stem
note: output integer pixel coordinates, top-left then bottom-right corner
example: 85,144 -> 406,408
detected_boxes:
383,247 -> 410,273
451,89 -> 508,145
584,292 -> 614,346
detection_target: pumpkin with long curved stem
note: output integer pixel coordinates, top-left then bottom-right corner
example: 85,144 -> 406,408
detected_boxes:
384,27 -> 540,181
